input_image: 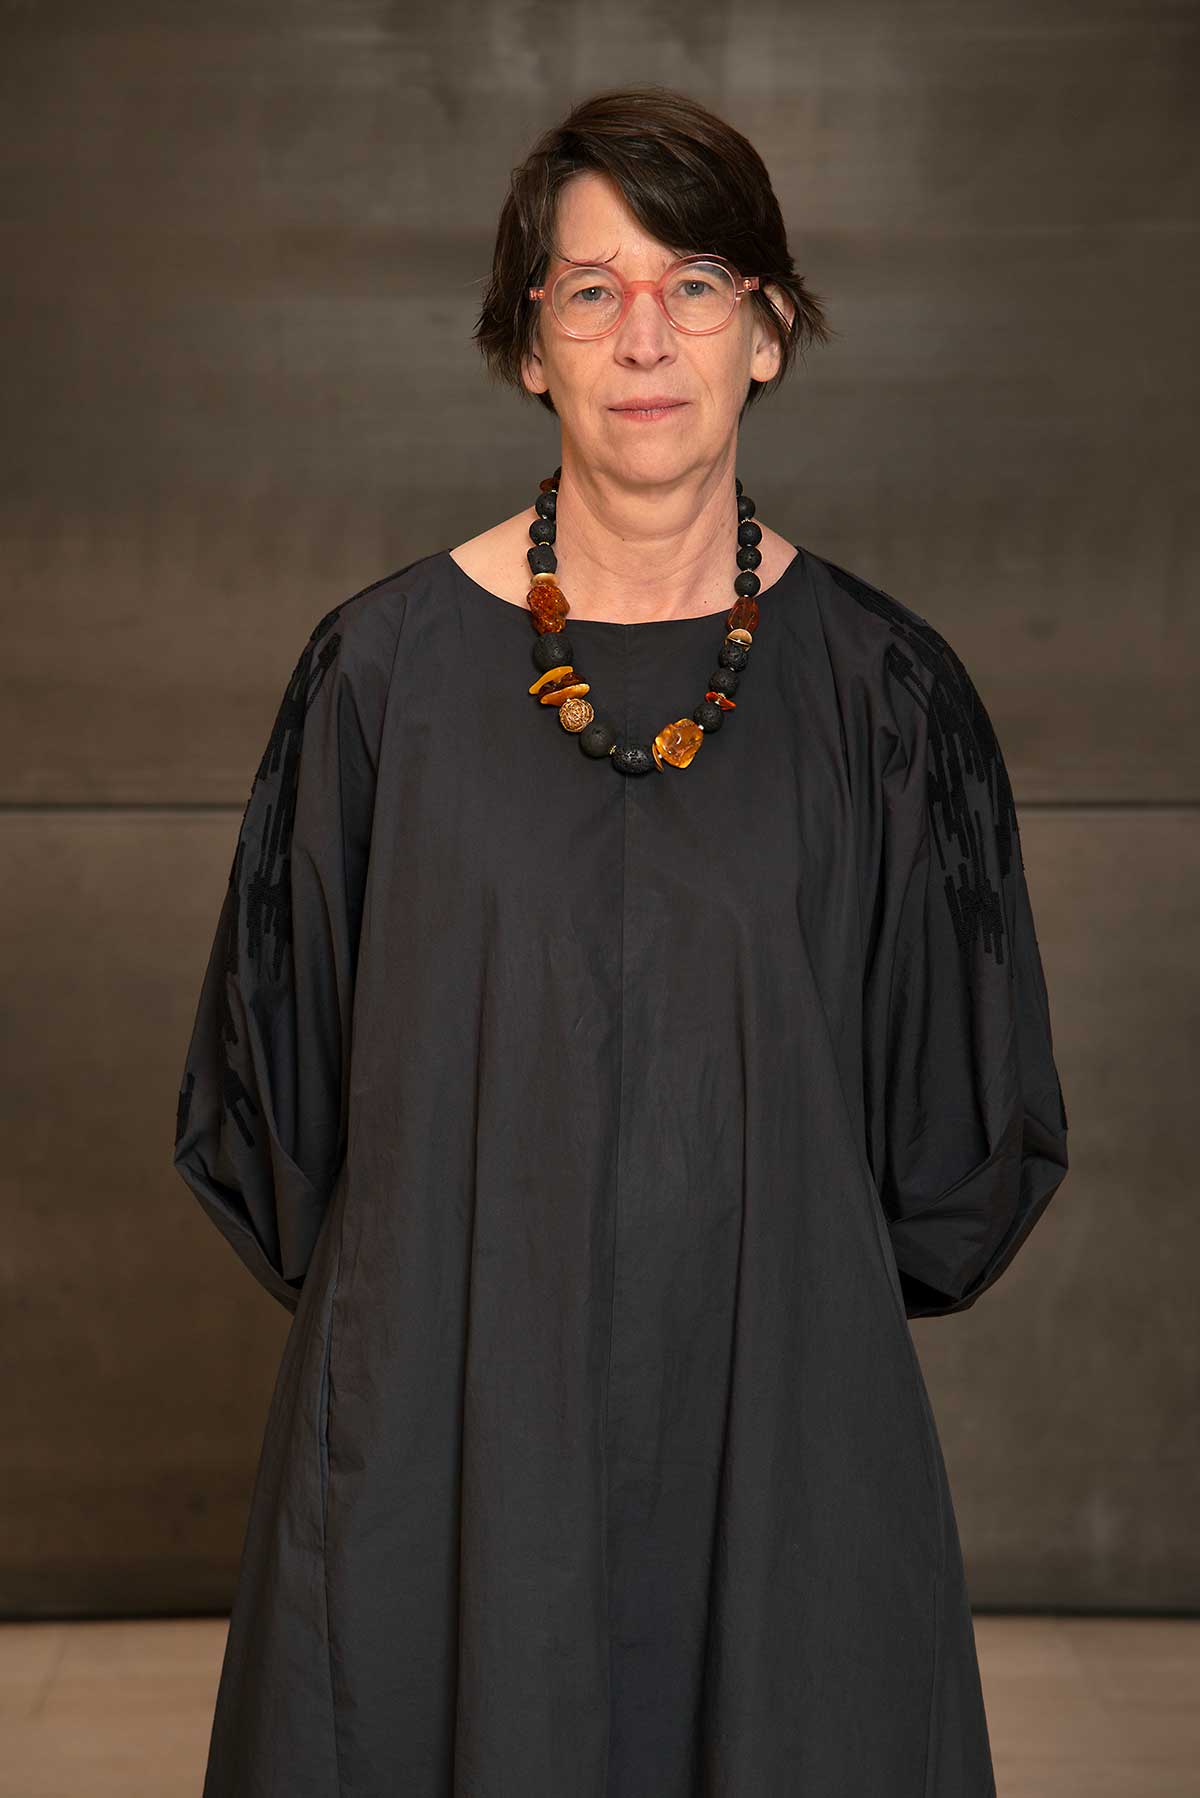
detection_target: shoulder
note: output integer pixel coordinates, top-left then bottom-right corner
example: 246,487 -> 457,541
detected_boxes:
283,550 -> 451,716
803,548 -> 959,700
302,553 -> 431,668
804,549 -> 1023,897
247,554 -> 446,799
803,547 -> 1006,772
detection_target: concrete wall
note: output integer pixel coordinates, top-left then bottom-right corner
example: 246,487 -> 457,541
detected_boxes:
3,2 -> 1196,1616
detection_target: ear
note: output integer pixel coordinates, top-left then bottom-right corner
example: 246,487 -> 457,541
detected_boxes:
749,282 -> 794,382
521,339 -> 550,398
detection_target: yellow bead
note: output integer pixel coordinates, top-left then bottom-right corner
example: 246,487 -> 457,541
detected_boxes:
652,718 -> 704,769
528,664 -> 573,695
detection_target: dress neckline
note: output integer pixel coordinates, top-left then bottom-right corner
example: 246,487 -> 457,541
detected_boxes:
441,545 -> 805,632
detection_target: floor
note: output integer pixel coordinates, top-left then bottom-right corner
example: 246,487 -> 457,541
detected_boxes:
0,1614 -> 1195,1796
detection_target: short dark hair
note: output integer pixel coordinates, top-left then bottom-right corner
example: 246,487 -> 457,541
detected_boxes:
473,86 -> 834,417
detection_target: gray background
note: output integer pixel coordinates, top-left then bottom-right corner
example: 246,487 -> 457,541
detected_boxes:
3,1 -> 1196,1618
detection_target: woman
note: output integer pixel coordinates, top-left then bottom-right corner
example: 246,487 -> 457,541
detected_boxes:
173,87 -> 1069,1796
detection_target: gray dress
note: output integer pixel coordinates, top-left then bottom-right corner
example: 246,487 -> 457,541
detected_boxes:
173,541 -> 1069,1796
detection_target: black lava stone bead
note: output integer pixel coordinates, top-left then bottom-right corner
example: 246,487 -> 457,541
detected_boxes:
532,631 -> 572,672
611,741 -> 655,776
579,718 -> 617,757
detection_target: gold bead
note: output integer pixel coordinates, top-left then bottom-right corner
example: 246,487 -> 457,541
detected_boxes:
558,695 -> 594,733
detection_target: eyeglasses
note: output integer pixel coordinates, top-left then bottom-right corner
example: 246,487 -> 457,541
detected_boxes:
528,255 -> 760,340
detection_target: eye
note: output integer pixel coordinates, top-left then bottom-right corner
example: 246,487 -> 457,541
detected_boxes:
667,263 -> 726,297
558,273 -> 620,306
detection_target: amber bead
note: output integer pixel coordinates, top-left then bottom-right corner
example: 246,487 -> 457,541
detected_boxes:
705,691 -> 737,710
528,582 -> 569,632
727,596 -> 759,633
539,680 -> 590,705
528,665 -> 574,695
531,611 -> 569,637
652,718 -> 704,769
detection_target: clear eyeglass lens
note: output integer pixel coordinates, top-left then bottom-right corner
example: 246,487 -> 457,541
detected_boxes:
551,260 -> 737,336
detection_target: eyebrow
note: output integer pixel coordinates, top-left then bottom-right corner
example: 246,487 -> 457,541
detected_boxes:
551,246 -> 690,271
552,244 -> 619,267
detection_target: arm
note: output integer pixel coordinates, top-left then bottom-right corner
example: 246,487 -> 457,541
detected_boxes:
172,592 -> 400,1310
862,616 -> 1070,1319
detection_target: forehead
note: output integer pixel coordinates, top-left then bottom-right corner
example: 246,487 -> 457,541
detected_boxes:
549,171 -> 683,270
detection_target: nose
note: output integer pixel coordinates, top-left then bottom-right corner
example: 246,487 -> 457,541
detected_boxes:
612,289 -> 677,363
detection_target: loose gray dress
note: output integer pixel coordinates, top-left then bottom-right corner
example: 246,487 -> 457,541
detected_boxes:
173,540 -> 1069,1796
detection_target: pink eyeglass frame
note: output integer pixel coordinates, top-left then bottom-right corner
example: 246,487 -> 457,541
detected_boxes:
528,255 -> 761,340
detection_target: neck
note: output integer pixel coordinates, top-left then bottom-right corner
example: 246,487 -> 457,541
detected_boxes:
547,453 -> 745,624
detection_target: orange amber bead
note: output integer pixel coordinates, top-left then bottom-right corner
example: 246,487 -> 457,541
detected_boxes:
528,584 -> 569,633
533,616 -> 568,637
528,665 -> 574,695
727,596 -> 759,633
705,691 -> 737,709
652,718 -> 704,769
539,681 -> 590,706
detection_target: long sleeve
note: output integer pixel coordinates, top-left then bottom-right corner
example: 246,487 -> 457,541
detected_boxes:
861,611 -> 1070,1321
172,593 -> 399,1311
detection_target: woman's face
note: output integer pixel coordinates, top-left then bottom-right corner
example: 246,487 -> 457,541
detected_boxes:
520,171 -> 793,489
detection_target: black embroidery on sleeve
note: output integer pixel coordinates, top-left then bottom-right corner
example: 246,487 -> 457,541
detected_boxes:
235,605 -> 343,978
222,1061 -> 262,1150
212,607 -> 345,1147
175,1069 -> 194,1146
820,559 -> 1018,966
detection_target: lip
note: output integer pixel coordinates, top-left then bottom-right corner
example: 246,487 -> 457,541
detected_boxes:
609,398 -> 689,419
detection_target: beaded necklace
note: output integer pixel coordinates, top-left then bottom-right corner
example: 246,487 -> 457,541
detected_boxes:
524,468 -> 764,774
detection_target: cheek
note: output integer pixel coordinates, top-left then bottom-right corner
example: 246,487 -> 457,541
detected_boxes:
699,335 -> 749,392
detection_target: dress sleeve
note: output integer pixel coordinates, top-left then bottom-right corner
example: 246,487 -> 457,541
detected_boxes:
861,619 -> 1070,1321
171,598 -> 392,1311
